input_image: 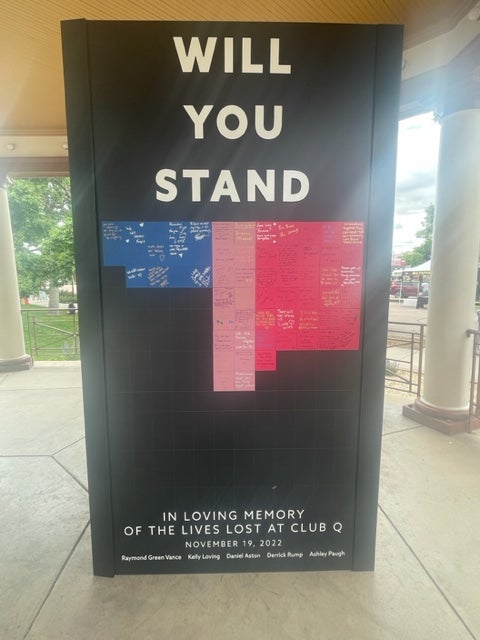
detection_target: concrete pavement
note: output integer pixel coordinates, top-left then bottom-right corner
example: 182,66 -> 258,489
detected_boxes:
388,297 -> 429,326
1,362 -> 480,639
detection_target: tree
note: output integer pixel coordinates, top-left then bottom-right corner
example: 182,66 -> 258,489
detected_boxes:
7,178 -> 75,308
402,203 -> 434,267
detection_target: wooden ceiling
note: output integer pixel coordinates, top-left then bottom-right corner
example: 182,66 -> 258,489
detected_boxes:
0,0 -> 478,135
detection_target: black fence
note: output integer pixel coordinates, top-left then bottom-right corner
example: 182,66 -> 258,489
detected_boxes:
22,307 -> 80,361
466,328 -> 480,432
19,310 -> 480,432
385,321 -> 426,396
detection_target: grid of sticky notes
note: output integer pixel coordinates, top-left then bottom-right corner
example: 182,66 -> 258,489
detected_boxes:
212,222 -> 257,392
102,220 -> 364,392
102,221 -> 212,287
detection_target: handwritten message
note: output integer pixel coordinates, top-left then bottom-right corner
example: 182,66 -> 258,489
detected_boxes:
102,220 -> 364,390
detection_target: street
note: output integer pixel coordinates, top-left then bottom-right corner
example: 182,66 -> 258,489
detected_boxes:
388,298 -> 429,326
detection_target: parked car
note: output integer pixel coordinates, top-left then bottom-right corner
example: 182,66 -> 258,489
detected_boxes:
390,280 -> 420,298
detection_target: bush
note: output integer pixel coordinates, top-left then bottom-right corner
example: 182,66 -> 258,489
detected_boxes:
59,291 -> 77,304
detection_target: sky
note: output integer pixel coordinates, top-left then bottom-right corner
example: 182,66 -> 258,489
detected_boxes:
393,112 -> 441,255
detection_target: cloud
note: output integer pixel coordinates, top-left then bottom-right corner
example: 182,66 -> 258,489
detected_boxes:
396,169 -> 436,194
395,169 -> 436,217
392,113 -> 440,251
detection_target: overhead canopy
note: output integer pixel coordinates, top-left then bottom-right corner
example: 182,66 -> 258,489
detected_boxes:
1,0 -> 480,175
402,260 -> 431,272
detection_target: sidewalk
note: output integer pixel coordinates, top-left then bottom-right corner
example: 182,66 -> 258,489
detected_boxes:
1,363 -> 480,640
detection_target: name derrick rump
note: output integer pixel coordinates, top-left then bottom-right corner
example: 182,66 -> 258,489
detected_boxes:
154,35 -> 310,204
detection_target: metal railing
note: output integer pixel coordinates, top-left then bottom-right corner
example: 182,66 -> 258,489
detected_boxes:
22,312 -> 425,388
22,307 -> 80,360
466,328 -> 480,433
385,320 -> 479,432
18,309 -> 479,431
385,321 -> 426,396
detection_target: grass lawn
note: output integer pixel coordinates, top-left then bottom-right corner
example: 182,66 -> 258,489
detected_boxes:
21,304 -> 80,361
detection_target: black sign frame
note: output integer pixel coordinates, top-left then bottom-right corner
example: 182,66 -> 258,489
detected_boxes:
62,20 -> 402,576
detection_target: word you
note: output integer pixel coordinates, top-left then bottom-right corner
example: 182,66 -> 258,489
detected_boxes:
155,36 -> 310,204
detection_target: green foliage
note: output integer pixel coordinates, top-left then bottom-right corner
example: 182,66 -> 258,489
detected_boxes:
59,291 -> 77,304
15,248 -> 45,299
40,216 -> 75,286
7,178 -> 75,297
402,204 -> 434,267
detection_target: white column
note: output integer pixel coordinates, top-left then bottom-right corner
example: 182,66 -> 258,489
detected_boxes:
0,175 -> 32,371
418,109 -> 480,417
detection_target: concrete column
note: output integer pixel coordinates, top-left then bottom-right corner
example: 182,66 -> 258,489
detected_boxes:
404,109 -> 480,433
0,175 -> 32,371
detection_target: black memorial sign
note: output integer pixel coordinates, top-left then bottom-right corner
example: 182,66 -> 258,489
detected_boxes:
61,21 -> 403,576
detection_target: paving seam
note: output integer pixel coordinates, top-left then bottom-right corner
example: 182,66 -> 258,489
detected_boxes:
22,521 -> 91,640
378,504 -> 477,640
52,454 -> 88,493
